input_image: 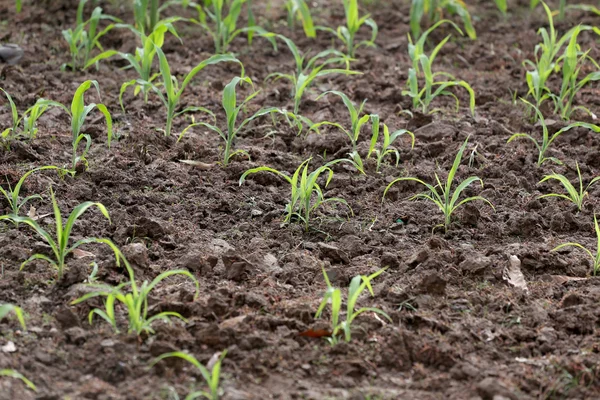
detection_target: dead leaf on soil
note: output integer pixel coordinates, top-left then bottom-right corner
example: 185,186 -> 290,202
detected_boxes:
503,255 -> 529,293
1,341 -> 17,353
540,275 -> 586,285
219,315 -> 247,330
72,248 -> 96,259
179,160 -> 214,170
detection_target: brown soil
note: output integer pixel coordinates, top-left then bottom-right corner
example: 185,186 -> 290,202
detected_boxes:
1,0 -> 600,399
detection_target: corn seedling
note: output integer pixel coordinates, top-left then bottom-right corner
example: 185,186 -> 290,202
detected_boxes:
194,0 -> 265,54
285,0 -> 316,38
0,303 -> 26,330
550,25 -> 600,120
552,215 -> 600,276
35,80 -> 113,172
0,370 -> 36,392
1,89 -> 51,148
129,46 -> 243,137
530,0 -> 566,20
409,0 -> 476,40
315,267 -> 391,345
383,137 -> 493,232
367,116 -> 415,173
0,187 -> 121,280
72,257 -> 199,335
507,99 -> 600,166
0,166 -> 66,225
178,76 -> 280,165
262,33 -> 359,114
240,158 -> 352,231
89,19 -> 183,102
522,2 -> 595,111
14,0 -> 21,12
538,162 -> 600,211
150,350 -> 227,400
404,21 -> 475,115
134,0 -> 160,33
310,91 -> 376,173
62,0 -> 121,70
320,0 -> 377,57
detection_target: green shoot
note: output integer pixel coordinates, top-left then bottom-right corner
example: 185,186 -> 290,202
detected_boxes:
507,99 -> 600,166
239,158 -> 353,231
127,46 -> 243,137
61,0 -> 121,70
320,0 -> 378,57
522,2 -> 594,111
315,267 -> 391,345
194,0 -> 266,54
88,19 -> 183,102
36,80 -> 113,172
552,215 -> 600,276
367,116 -> 415,173
150,350 -> 227,400
0,187 -> 121,280
261,33 -> 359,114
538,162 -> 600,211
404,21 -> 475,115
550,25 -> 600,120
178,76 -> 280,166
409,0 -> 476,40
0,303 -> 26,330
285,0 -> 316,38
0,166 -> 66,225
1,88 -> 51,148
0,370 -> 36,392
310,90 -> 375,172
72,257 -> 199,335
15,0 -> 21,12
383,137 -> 493,232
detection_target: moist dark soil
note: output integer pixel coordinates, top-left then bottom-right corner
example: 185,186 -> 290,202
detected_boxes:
1,0 -> 600,399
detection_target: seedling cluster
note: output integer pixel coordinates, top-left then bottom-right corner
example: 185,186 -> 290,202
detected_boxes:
2,0 -> 600,397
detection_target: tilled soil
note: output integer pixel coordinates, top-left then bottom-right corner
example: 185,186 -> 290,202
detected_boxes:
1,0 -> 600,399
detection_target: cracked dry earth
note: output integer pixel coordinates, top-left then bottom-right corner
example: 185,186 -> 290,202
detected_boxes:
1,0 -> 600,399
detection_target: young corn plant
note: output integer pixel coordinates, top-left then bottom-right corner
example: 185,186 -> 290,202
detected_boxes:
150,350 -> 227,400
409,0 -> 476,40
62,0 -> 121,70
522,2 -> 593,111
1,89 -> 51,148
0,187 -> 121,280
0,303 -> 26,330
72,257 -> 199,335
315,267 -> 390,345
178,76 -> 279,166
285,0 -> 316,38
507,99 -> 600,166
367,117 -> 415,173
0,370 -> 36,392
261,33 -> 359,114
239,158 -> 352,231
310,90 -> 376,173
550,26 -> 600,120
383,137 -> 493,232
128,46 -> 243,137
320,0 -> 378,57
553,215 -> 600,276
194,0 -> 264,54
36,80 -> 113,172
0,166 -> 65,225
538,162 -> 600,211
88,19 -> 183,102
404,21 -> 475,115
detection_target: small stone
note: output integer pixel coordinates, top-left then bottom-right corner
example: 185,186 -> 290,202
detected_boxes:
417,273 -> 447,295
380,252 -> 399,269
1,341 -> 16,353
460,255 -> 492,275
222,250 -> 252,281
54,306 -> 81,329
318,242 -> 350,264
0,44 -> 24,65
65,327 -> 89,345
122,243 -> 149,269
476,377 -> 518,400
250,209 -> 263,217
34,350 -> 54,365
100,339 -> 115,347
